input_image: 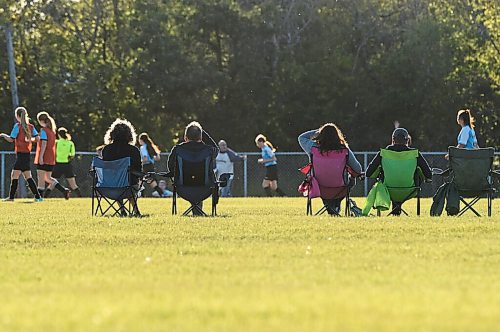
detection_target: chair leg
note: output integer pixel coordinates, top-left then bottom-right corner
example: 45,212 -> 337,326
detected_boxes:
307,198 -> 312,216
458,197 -> 481,217
417,190 -> 421,216
488,192 -> 492,217
172,191 -> 177,215
377,209 -> 381,217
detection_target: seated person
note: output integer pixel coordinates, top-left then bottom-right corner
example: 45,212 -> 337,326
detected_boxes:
101,119 -> 142,185
167,121 -> 218,215
366,128 -> 432,215
298,123 -> 362,215
152,179 -> 174,198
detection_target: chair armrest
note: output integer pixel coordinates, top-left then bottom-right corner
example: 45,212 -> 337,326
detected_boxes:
491,169 -> 500,180
156,171 -> 174,178
432,168 -> 450,177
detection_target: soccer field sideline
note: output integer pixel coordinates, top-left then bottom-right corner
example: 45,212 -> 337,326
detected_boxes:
1,198 -> 499,332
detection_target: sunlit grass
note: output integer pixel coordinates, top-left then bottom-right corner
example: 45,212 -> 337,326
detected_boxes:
0,197 -> 498,331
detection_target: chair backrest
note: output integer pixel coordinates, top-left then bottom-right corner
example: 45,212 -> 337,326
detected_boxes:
449,147 -> 494,191
380,149 -> 418,188
174,144 -> 215,188
92,157 -> 130,188
311,147 -> 348,188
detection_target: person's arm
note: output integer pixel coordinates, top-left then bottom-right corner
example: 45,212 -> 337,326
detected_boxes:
457,127 -> 468,148
31,127 -> 39,142
347,149 -> 362,175
298,129 -> 317,155
167,146 -> 177,173
365,152 -> 381,178
227,149 -> 244,162
69,141 -> 76,160
39,140 -> 47,165
0,133 -> 14,143
2,124 -> 19,143
417,153 -> 432,179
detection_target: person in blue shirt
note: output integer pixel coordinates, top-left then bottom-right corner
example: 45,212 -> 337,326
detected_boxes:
255,134 -> 285,197
138,132 -> 167,197
456,109 -> 478,149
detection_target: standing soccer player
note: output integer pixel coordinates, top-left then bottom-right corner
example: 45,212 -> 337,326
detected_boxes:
34,112 -> 70,199
0,107 -> 43,201
52,127 -> 82,197
255,134 -> 286,197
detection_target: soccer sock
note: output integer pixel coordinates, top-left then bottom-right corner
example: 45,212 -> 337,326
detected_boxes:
264,187 -> 273,197
72,187 -> 82,197
154,186 -> 164,197
38,188 -> 45,198
275,188 -> 286,197
9,179 -> 19,199
44,189 -> 52,198
27,178 -> 41,199
54,182 -> 67,194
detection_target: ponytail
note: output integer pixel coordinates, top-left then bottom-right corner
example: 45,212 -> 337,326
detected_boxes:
15,107 -> 32,140
58,127 -> 71,140
458,109 -> 475,129
37,111 -> 57,132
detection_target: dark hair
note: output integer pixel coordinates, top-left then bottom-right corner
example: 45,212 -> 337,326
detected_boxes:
104,119 -> 137,145
57,127 -> 71,140
185,121 -> 202,141
37,111 -> 56,132
139,133 -> 160,157
392,128 -> 410,145
313,123 -> 348,154
458,109 -> 475,129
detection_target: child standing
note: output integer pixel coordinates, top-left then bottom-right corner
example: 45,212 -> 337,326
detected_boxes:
255,134 -> 286,197
52,128 -> 81,197
0,107 -> 43,201
34,112 -> 70,199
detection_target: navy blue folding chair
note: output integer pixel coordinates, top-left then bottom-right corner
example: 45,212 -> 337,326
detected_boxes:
90,157 -> 143,217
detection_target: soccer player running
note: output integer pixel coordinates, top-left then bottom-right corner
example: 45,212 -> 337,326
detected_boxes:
0,107 -> 43,201
34,112 -> 70,199
138,133 -> 166,197
52,127 -> 82,197
255,134 -> 286,197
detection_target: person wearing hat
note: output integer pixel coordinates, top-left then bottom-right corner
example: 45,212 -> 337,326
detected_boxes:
365,128 -> 432,215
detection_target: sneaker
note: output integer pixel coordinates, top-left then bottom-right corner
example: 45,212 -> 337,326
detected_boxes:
34,197 -> 44,202
64,189 -> 71,200
2,198 -> 14,202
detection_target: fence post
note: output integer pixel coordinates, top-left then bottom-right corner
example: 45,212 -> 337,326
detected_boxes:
243,155 -> 248,197
363,152 -> 368,197
1,152 -> 4,198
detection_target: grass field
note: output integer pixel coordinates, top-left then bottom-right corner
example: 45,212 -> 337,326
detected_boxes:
0,197 -> 499,331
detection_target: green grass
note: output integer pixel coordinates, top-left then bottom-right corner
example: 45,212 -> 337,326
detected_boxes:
0,197 -> 499,331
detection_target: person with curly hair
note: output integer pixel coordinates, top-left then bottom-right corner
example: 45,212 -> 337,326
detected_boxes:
101,119 -> 142,185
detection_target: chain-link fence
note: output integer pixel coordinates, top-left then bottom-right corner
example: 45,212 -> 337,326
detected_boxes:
1,151 -> 499,198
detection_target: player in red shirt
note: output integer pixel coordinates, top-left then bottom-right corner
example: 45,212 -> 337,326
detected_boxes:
0,107 -> 43,201
34,112 -> 70,199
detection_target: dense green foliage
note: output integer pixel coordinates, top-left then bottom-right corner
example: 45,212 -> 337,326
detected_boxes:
1,198 -> 499,331
0,1 -> 498,151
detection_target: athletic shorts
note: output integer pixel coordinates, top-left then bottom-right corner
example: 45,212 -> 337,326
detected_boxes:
142,163 -> 157,181
265,165 -> 278,181
36,164 -> 54,172
52,163 -> 75,178
13,153 -> 31,172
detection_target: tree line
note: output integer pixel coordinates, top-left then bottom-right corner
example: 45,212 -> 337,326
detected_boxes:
0,0 -> 498,152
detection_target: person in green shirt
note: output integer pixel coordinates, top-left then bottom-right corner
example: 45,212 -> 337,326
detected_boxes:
52,128 -> 82,197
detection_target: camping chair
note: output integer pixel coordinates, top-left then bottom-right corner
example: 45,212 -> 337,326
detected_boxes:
370,149 -> 423,216
435,147 -> 497,217
299,147 -> 356,216
90,157 -> 145,217
163,145 -> 227,217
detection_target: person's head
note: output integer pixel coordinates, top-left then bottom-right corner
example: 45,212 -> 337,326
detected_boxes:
255,134 -> 275,151
184,121 -> 203,142
392,128 -> 410,146
14,107 -> 32,140
457,109 -> 475,128
218,140 -> 228,152
57,127 -> 71,140
158,179 -> 167,190
139,132 -> 160,156
37,111 -> 56,132
313,123 -> 348,153
104,118 -> 137,145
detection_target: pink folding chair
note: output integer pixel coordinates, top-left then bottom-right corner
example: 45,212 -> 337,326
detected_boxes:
299,147 -> 352,216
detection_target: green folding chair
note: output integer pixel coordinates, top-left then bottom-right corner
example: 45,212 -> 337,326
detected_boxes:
436,147 -> 497,217
370,149 -> 422,216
